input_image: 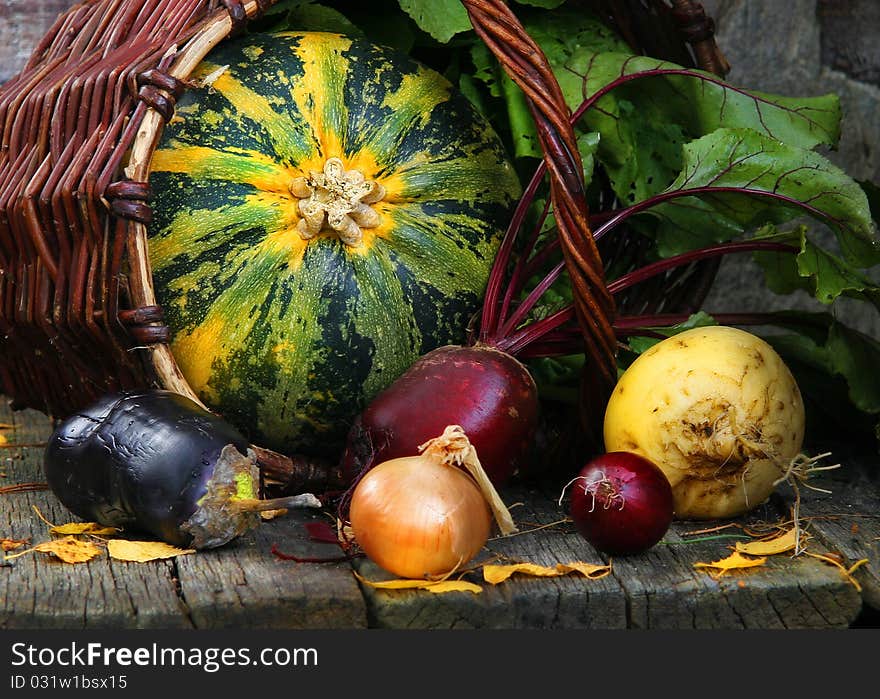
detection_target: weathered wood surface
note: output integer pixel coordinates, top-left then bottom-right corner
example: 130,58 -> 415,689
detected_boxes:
0,401 -> 367,630
1,399 -> 878,629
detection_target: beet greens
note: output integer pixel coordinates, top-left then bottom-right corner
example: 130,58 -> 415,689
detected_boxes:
253,1 -> 880,488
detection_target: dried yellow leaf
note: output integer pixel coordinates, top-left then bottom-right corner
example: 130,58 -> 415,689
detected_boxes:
693,551 -> 767,579
259,508 -> 288,521
735,528 -> 800,556
1,537 -> 28,552
483,563 -> 560,583
353,571 -> 482,594
107,540 -> 195,562
557,561 -> 613,580
0,434 -> 7,446
483,561 -> 612,584
29,536 -> 103,564
50,522 -> 120,537
804,552 -> 870,593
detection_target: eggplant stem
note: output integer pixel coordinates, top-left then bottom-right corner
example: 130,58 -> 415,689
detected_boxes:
234,493 -> 323,513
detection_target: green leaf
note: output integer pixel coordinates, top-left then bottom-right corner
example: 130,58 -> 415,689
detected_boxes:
564,53 -> 842,206
495,8 -> 632,161
642,128 -> 879,264
246,0 -> 312,31
527,354 -> 585,405
354,12 -> 415,52
500,71 -> 542,159
760,312 -> 880,424
458,72 -> 490,116
859,179 -> 880,223
397,0 -> 472,43
262,0 -> 311,17
575,54 -> 841,149
523,8 -> 631,59
577,131 -> 599,187
753,225 -> 880,310
285,3 -> 364,35
470,42 -> 503,97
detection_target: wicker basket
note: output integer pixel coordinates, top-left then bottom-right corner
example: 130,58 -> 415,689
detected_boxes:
0,0 -> 726,457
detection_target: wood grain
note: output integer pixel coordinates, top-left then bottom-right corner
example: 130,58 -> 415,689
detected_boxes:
1,397 -> 876,629
0,400 -> 366,630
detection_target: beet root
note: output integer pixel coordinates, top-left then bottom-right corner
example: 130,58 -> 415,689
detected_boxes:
341,344 -> 539,486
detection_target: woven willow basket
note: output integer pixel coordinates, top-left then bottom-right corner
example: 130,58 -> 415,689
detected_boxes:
0,0 -> 727,475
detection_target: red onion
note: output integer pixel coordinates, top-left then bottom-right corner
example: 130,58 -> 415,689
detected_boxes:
564,451 -> 674,556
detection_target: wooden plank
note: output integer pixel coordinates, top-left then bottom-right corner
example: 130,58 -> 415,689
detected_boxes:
356,477 -> 866,629
174,512 -> 368,629
353,484 -> 627,629
0,399 -> 368,629
790,443 -> 880,613
612,508 -> 863,630
2,397 -> 877,629
604,449 -> 870,630
1,403 -> 191,629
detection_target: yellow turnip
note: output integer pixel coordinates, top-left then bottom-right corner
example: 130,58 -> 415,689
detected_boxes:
603,325 -> 805,520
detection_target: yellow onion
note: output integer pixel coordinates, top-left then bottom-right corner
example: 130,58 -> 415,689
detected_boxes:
349,425 -> 517,579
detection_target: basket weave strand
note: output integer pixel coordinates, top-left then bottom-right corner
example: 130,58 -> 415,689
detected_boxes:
0,0 -> 727,444
0,0 -> 266,414
464,0 -> 618,391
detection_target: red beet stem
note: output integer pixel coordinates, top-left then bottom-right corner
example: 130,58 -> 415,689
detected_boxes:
607,241 -> 797,294
480,164 -> 548,343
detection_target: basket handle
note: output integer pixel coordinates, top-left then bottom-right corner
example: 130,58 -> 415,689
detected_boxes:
462,0 -> 619,395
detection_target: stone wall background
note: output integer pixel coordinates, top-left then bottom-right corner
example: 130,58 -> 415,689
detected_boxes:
700,0 -> 880,338
1,0 -> 879,336
0,1 -> 75,84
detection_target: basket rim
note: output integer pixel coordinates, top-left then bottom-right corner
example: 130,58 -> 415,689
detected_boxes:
0,0 -> 728,431
123,0 -> 272,410
123,0 -> 626,411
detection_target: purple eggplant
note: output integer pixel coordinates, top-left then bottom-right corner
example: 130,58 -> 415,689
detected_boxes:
44,390 -> 320,549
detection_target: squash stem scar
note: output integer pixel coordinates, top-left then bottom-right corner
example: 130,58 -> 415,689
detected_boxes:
289,157 -> 386,247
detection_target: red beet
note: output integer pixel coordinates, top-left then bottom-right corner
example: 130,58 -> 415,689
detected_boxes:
341,344 -> 539,487
567,451 -> 674,556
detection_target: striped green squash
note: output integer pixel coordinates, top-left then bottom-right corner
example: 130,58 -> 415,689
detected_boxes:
147,32 -> 521,456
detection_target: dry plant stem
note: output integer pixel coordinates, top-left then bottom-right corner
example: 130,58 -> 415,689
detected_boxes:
270,542 -> 359,564
234,493 -> 323,514
419,425 -> 518,536
771,452 -> 841,556
0,482 -> 49,494
252,445 -> 347,495
489,517 -> 570,541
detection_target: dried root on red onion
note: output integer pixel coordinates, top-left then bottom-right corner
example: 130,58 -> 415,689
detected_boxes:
348,425 -> 517,580
561,451 -> 674,556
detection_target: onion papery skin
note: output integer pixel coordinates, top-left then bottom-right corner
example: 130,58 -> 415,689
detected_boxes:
349,456 -> 492,579
569,452 -> 674,556
341,344 -> 538,487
